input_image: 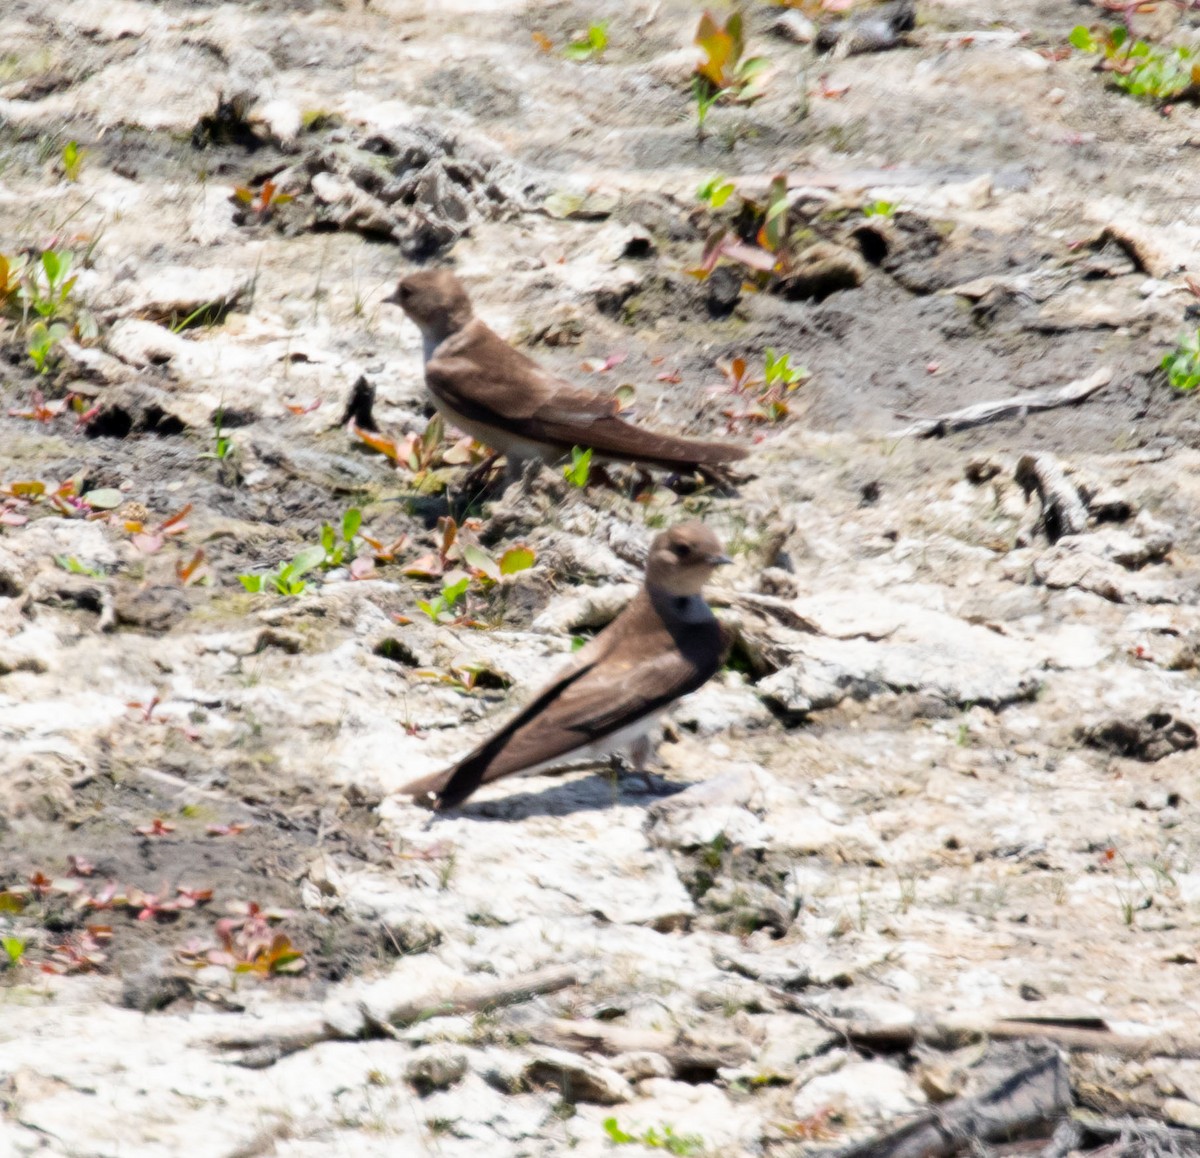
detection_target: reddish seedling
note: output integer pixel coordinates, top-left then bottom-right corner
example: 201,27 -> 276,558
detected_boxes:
206,822 -> 253,837
580,351 -> 626,373
232,180 -> 294,222
43,926 -> 111,975
134,818 -> 176,838
285,398 -> 322,415
179,901 -> 305,976
8,388 -> 75,423
176,548 -> 207,586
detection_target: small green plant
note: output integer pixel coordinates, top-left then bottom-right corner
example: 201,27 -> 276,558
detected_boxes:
697,176 -> 736,210
1069,24 -> 1197,101
2,936 -> 26,968
692,76 -> 722,137
202,407 -> 234,460
764,348 -> 805,390
719,348 -> 809,424
1162,331 -> 1200,392
55,554 -> 104,578
60,139 -> 85,181
417,573 -> 471,624
603,1117 -> 704,1155
862,199 -> 897,219
563,446 -> 593,487
691,9 -> 769,137
27,320 -> 69,373
565,20 -> 609,61
24,249 -> 77,320
239,546 -> 326,596
320,508 -> 362,568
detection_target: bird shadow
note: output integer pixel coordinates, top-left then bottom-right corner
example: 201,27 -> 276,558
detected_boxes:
441,769 -> 692,823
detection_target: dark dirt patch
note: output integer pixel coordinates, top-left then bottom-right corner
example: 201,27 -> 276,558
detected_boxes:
0,770 -> 396,999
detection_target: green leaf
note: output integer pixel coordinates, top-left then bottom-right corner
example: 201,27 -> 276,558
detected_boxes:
2,936 -> 24,965
1069,25 -> 1097,52
1109,25 -> 1128,50
291,545 -> 327,578
41,250 -> 62,283
499,546 -> 535,576
321,524 -> 335,553
563,445 -> 592,487
442,574 -> 470,608
82,488 -> 124,510
461,543 -> 501,582
603,1117 -> 635,1144
239,574 -> 264,592
342,507 -> 362,541
55,555 -> 102,577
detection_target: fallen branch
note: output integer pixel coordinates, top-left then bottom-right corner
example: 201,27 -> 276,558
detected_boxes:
526,1017 -> 751,1078
211,964 -> 578,1068
768,990 -> 1200,1061
890,367 -> 1112,438
836,1048 -> 1071,1158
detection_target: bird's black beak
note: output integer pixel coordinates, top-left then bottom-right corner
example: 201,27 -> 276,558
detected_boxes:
710,553 -> 733,566
381,285 -> 404,307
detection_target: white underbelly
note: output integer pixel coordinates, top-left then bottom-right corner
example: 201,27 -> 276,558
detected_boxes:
430,395 -> 558,463
518,711 -> 665,779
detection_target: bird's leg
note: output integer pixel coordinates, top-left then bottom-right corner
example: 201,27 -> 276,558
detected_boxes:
460,451 -> 501,494
609,735 -> 658,795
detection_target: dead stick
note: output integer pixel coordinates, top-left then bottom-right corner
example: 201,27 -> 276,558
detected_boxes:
771,989 -> 1200,1061
526,1017 -> 751,1077
890,367 -> 1112,438
211,964 -> 578,1068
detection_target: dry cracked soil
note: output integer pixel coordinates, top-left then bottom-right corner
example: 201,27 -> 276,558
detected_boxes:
3,1 -> 1200,1156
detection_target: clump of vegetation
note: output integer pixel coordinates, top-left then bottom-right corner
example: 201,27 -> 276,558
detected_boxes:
0,249 -> 96,374
691,173 -> 791,285
201,406 -> 234,460
60,139 -> 85,182
603,1117 -> 704,1155
1070,24 -> 1199,102
403,515 -> 535,625
718,347 -> 809,425
697,175 -> 736,210
563,446 -> 593,487
565,20 -> 609,60
862,198 -> 897,219
350,414 -> 488,493
1162,330 -> 1200,392
239,545 -> 326,596
692,9 -> 769,137
320,507 -> 363,569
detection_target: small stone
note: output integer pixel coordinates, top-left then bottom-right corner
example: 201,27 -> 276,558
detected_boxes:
792,1060 -> 925,1122
404,1046 -> 469,1093
1164,1098 -> 1200,1130
523,1048 -> 633,1105
612,1051 -> 672,1082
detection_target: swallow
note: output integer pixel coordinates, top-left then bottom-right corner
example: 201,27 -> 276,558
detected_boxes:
384,270 -> 746,481
400,521 -> 733,809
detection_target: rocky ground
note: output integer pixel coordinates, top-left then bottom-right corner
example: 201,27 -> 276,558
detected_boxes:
3,1 -> 1200,1155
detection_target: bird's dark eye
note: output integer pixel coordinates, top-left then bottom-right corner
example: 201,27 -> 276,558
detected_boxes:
398,285 -> 411,300
675,543 -> 692,559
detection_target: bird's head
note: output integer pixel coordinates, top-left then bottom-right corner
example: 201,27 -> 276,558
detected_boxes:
383,269 -> 474,344
645,521 -> 731,597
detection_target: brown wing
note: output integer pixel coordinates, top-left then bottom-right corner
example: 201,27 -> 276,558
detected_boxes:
426,324 -> 745,468
401,604 -> 728,809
